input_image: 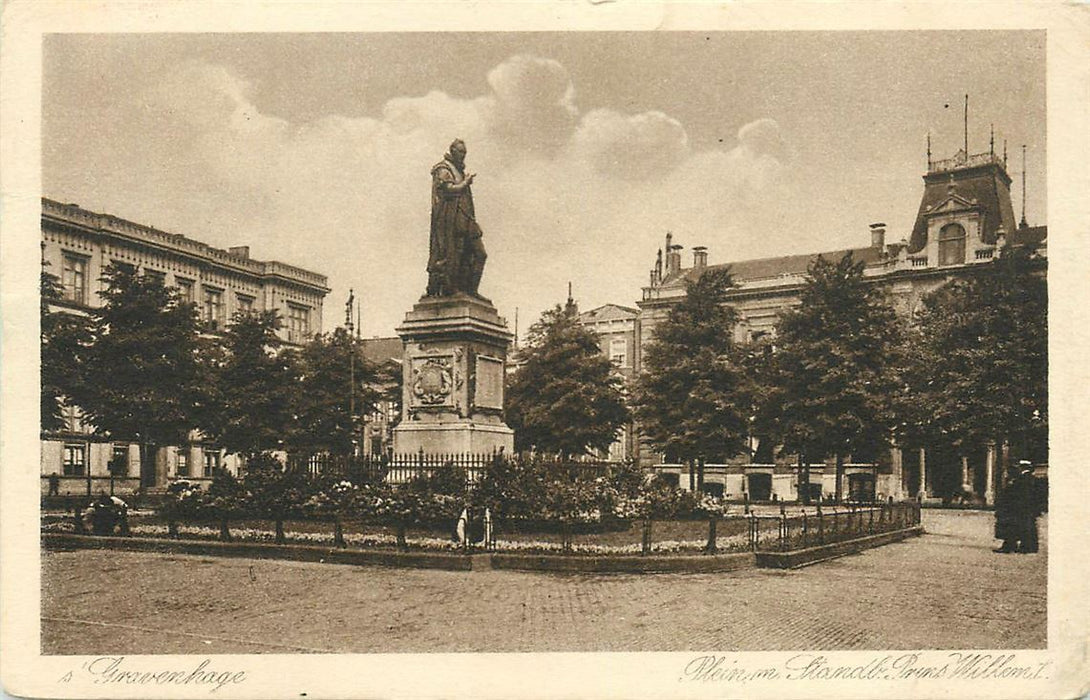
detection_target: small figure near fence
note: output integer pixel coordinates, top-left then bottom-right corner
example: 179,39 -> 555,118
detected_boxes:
454,506 -> 488,548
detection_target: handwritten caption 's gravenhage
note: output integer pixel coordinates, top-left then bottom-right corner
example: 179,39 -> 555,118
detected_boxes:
681,652 -> 1051,684
71,657 -> 246,693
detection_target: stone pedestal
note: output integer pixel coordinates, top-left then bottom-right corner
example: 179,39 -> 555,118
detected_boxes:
392,293 -> 514,455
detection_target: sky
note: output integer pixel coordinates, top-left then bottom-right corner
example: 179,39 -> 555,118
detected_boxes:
43,31 -> 1046,338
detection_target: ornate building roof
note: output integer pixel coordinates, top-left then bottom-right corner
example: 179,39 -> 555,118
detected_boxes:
909,152 -> 1018,254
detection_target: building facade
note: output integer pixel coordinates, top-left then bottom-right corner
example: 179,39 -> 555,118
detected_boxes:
575,303 -> 640,460
41,198 -> 330,495
576,303 -> 640,461
358,336 -> 403,457
634,146 -> 1046,504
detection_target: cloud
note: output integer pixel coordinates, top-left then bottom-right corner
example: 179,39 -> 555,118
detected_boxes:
92,54 -> 794,337
570,109 -> 689,180
484,54 -> 577,155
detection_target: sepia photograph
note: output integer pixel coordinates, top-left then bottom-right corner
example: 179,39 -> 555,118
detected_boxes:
3,3 -> 1089,699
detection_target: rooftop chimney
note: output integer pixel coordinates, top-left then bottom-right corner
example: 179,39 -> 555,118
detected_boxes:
869,223 -> 886,249
229,246 -> 250,259
693,246 -> 708,269
665,243 -> 683,277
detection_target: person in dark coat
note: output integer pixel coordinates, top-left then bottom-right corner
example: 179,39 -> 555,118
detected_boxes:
993,466 -> 1020,553
1012,462 -> 1041,554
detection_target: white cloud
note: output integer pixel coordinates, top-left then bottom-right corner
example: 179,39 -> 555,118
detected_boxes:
127,54 -> 795,336
569,109 -> 689,180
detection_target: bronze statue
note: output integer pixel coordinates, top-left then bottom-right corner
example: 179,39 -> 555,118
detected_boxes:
427,139 -> 487,297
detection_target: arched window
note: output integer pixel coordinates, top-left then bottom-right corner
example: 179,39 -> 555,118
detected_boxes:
938,223 -> 966,265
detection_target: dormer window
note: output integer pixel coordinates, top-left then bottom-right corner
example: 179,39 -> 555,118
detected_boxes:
938,223 -> 966,266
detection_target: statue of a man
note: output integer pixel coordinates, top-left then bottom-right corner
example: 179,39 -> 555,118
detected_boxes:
427,139 -> 487,297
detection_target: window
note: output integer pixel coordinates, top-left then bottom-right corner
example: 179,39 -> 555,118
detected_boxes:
176,278 -> 195,304
143,269 -> 166,286
237,294 -> 255,315
202,288 -> 225,331
203,450 -> 221,477
177,449 -> 189,477
61,253 -> 88,305
609,338 -> 627,367
110,445 -> 129,477
287,304 -> 311,343
938,223 -> 967,266
63,443 -> 86,476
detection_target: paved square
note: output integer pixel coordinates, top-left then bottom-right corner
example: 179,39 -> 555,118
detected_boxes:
41,510 -> 1045,653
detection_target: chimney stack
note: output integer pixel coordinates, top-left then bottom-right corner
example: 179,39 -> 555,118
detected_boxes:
229,245 -> 250,259
869,223 -> 886,249
666,244 -> 682,276
693,246 -> 708,269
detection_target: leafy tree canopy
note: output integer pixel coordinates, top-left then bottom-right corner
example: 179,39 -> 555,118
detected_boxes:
769,252 -> 902,474
213,310 -> 297,458
67,263 -> 206,450
288,328 -> 381,458
634,267 -> 750,463
506,301 -> 630,456
901,245 -> 1047,458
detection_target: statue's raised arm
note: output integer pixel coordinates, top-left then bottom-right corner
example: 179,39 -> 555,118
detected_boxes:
427,139 -> 487,297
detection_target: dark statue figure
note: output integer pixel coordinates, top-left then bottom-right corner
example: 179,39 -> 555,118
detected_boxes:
427,139 -> 487,297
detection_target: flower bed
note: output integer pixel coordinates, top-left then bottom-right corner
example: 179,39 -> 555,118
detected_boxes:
42,516 -> 753,556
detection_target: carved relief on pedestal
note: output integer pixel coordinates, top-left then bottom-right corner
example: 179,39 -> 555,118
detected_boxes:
410,355 -> 455,407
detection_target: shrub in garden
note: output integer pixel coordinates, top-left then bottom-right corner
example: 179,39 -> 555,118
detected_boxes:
612,478 -> 687,554
204,468 -> 250,541
473,456 -> 543,524
161,483 -> 205,538
243,454 -> 309,544
693,493 -> 734,554
303,477 -> 362,547
540,477 -> 603,551
373,486 -> 427,550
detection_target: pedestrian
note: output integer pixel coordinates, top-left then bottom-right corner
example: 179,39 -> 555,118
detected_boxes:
1013,461 -> 1041,554
48,472 -> 60,497
993,465 -> 1020,553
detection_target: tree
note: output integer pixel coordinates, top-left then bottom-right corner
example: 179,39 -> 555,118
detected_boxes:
288,328 -> 381,460
633,268 -> 751,488
67,263 -> 206,486
903,245 -> 1047,477
768,252 -> 902,502
40,266 -> 89,433
212,310 -> 296,459
506,300 -> 629,456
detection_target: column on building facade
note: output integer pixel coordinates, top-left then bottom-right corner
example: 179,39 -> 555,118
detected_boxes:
889,445 -> 904,501
984,442 -> 996,506
961,455 -> 970,493
918,447 -> 927,499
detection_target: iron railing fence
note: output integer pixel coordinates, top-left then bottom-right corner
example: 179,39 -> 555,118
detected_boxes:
290,452 -> 619,486
749,501 -> 921,552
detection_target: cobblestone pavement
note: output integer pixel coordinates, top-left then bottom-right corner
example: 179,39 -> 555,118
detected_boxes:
41,509 -> 1045,654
